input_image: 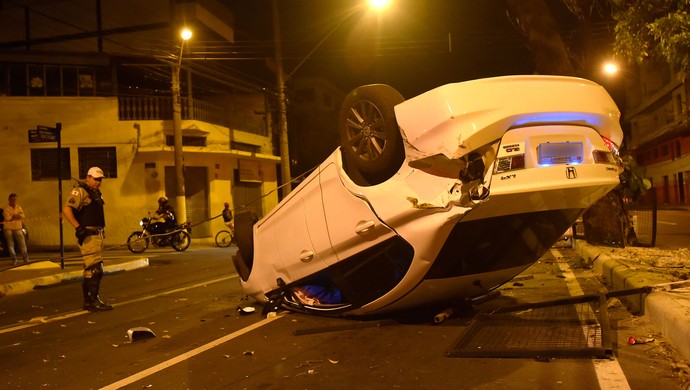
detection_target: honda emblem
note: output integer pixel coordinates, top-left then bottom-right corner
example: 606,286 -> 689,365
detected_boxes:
566,166 -> 577,179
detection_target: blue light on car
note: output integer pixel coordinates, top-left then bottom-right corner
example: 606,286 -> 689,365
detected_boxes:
512,112 -> 601,127
538,161 -> 581,167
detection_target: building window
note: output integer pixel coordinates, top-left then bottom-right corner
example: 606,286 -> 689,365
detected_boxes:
231,141 -> 261,154
17,64 -> 97,97
165,135 -> 207,147
28,65 -> 45,96
31,148 -> 71,181
46,66 -> 61,96
78,147 -> 117,178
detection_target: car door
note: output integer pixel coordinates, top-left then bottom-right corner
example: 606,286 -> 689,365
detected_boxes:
253,171 -> 329,284
318,162 -> 396,266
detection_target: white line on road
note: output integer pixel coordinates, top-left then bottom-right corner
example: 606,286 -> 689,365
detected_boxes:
551,249 -> 631,390
99,312 -> 287,390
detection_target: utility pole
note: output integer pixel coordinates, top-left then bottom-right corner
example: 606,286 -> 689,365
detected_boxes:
171,28 -> 192,222
273,0 -> 292,198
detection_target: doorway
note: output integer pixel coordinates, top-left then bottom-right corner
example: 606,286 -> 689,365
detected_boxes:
232,169 -> 263,218
678,172 -> 686,204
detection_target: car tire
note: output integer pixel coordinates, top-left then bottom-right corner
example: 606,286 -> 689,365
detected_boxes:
339,84 -> 405,181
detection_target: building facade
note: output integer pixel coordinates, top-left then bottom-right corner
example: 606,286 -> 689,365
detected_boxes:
623,60 -> 690,207
0,0 -> 281,248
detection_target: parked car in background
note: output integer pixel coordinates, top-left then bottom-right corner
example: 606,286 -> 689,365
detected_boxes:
233,75 -> 624,317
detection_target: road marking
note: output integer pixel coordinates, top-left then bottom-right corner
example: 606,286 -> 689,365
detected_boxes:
99,312 -> 287,390
0,275 -> 238,335
657,221 -> 677,225
551,249 -> 631,390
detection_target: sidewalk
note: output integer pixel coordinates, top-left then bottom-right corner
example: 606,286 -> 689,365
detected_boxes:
573,239 -> 690,362
0,249 -> 148,298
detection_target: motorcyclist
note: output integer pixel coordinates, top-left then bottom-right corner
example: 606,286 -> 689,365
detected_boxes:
151,196 -> 176,233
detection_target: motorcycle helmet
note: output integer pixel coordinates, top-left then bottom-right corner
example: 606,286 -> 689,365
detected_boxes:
158,196 -> 168,204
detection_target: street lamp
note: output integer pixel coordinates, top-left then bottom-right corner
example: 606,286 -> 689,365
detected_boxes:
172,27 -> 192,223
369,0 -> 390,10
272,0 -> 389,198
603,61 -> 620,76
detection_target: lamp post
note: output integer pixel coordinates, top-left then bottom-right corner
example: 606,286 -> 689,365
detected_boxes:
172,27 -> 192,223
271,0 -> 390,198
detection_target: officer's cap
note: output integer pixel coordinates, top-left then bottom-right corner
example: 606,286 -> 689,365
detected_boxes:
87,167 -> 104,178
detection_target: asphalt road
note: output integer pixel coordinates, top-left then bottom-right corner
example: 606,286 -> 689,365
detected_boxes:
0,245 -> 687,389
655,209 -> 690,250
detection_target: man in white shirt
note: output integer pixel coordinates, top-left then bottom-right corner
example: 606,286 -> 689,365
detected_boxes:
2,193 -> 29,266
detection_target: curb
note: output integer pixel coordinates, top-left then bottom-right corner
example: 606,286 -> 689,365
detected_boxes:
575,242 -> 676,313
574,240 -> 690,362
645,288 -> 690,364
0,258 -> 149,297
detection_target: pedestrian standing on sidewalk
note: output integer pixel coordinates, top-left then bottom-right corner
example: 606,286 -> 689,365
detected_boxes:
62,167 -> 113,312
2,193 -> 29,266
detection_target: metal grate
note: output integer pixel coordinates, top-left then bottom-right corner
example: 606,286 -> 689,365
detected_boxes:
447,301 -> 611,359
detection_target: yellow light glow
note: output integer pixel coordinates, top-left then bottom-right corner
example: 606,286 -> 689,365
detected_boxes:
369,0 -> 390,10
603,62 -> 619,75
181,28 -> 192,41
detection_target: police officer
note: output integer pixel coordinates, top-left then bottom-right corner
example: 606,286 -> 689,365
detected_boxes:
62,167 -> 112,312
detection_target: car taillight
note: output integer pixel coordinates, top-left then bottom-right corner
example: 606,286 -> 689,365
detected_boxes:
494,154 -> 525,173
601,136 -> 619,155
595,136 -> 621,165
592,150 -> 616,164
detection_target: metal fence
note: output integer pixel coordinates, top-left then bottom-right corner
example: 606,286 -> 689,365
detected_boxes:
117,95 -> 268,136
572,191 -> 657,247
625,191 -> 658,247
118,95 -> 230,128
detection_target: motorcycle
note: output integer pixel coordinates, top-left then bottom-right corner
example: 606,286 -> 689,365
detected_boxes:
126,211 -> 191,253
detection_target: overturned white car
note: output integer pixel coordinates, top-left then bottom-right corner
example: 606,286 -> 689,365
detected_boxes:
233,75 -> 623,317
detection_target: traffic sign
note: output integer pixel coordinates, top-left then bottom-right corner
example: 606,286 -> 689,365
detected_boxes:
28,125 -> 58,143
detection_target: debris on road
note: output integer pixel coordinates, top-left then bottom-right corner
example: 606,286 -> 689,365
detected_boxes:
127,326 -> 156,342
628,336 -> 655,345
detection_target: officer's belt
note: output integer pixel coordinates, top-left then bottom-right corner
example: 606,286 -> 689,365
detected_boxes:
84,227 -> 104,236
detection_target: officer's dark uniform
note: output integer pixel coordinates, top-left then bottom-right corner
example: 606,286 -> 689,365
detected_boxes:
65,181 -> 112,311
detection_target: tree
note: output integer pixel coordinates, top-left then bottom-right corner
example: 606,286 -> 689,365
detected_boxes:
505,0 -> 640,247
505,0 -> 575,75
611,0 -> 690,72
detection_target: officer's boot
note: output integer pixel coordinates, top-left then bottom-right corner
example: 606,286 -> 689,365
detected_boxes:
83,263 -> 112,312
91,272 -> 113,311
82,279 -> 93,310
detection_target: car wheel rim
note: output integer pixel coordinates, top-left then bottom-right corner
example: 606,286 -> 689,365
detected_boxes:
345,100 -> 386,162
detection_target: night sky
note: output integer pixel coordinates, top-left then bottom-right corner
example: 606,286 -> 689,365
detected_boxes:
222,0 -> 604,99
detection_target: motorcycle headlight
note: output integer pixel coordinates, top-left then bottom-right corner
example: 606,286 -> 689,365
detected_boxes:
139,220 -> 145,227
